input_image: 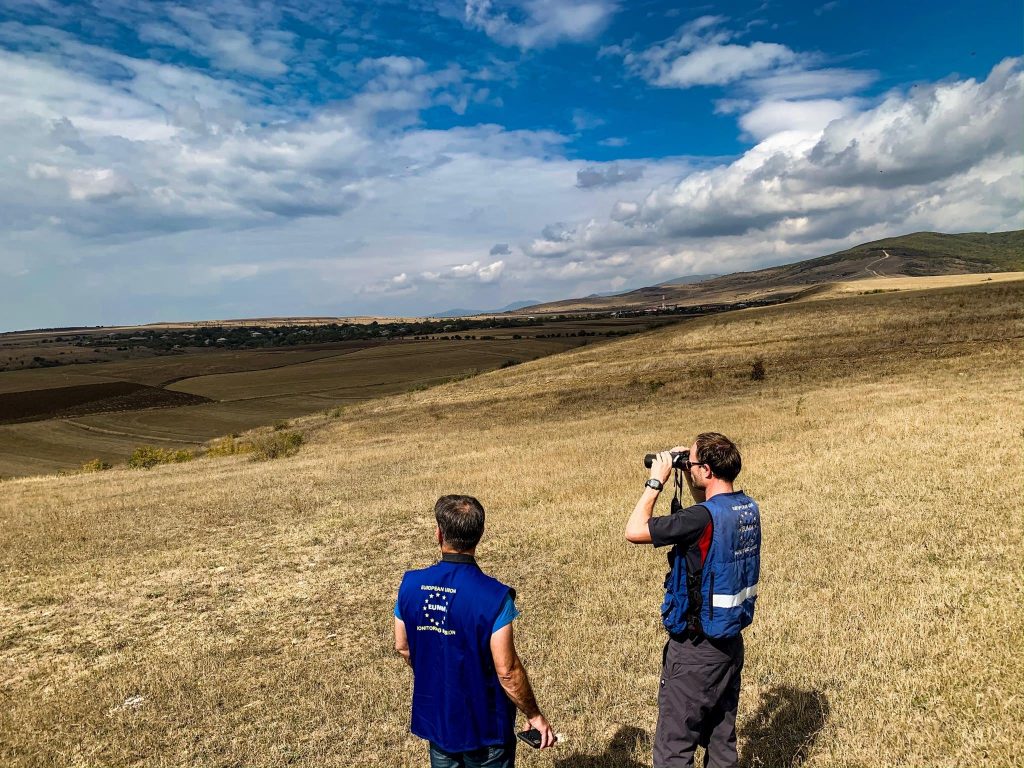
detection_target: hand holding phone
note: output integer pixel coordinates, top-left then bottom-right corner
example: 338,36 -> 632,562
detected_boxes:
517,714 -> 559,749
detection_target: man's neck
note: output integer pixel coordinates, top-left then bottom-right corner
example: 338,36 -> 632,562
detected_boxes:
703,479 -> 735,501
440,547 -> 477,557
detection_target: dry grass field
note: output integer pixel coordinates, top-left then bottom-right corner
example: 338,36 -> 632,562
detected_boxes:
1,278 -> 1022,767
0,337 -> 591,477
806,271 -> 1024,299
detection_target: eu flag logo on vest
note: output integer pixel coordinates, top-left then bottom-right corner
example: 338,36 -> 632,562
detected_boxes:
418,585 -> 457,636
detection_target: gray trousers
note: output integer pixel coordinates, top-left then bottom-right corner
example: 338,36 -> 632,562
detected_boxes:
654,633 -> 744,768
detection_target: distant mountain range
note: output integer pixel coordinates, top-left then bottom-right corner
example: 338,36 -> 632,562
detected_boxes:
429,300 -> 542,318
512,230 -> 1024,314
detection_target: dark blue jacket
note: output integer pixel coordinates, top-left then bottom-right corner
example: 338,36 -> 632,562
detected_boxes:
661,491 -> 761,638
397,554 -> 516,752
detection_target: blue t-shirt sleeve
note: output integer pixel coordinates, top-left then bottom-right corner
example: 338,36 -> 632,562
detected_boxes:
394,600 -> 402,621
492,593 -> 519,633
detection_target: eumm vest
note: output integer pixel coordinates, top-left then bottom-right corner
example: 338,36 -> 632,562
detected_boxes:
398,559 -> 515,753
661,491 -> 761,639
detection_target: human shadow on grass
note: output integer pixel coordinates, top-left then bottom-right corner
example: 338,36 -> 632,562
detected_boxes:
550,687 -> 828,768
738,685 -> 830,768
552,724 -> 649,768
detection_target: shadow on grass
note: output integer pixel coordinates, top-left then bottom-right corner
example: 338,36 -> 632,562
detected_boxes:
550,686 -> 828,768
553,725 -> 649,768
739,686 -> 830,768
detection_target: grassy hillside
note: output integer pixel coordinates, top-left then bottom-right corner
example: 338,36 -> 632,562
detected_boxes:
1,278 -> 1022,767
522,229 -> 1024,313
784,229 -> 1024,274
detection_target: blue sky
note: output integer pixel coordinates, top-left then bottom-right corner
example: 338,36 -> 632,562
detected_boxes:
0,0 -> 1021,329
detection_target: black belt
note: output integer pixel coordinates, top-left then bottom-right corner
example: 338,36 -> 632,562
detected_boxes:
668,629 -> 703,643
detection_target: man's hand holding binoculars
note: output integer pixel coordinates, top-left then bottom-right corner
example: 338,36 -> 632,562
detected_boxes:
648,446 -> 692,486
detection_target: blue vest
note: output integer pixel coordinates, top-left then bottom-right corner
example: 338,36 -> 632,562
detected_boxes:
661,491 -> 761,639
398,556 -> 515,752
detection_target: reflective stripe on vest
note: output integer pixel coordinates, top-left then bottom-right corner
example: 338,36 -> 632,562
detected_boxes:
711,583 -> 758,608
699,491 -> 761,638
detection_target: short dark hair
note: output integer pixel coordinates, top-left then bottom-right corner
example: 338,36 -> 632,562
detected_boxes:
694,432 -> 742,482
435,495 -> 485,551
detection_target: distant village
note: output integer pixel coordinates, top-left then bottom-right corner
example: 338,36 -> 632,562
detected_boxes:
9,295 -> 788,362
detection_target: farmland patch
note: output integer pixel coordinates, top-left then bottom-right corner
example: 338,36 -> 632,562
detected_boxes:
0,382 -> 212,424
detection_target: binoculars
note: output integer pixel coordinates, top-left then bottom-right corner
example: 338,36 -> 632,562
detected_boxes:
642,450 -> 690,469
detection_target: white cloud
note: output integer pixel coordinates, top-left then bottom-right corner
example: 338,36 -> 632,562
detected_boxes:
430,259 -> 505,282
738,97 -> 862,140
138,5 -> 295,76
465,0 -> 617,50
368,258 -> 507,295
614,16 -> 878,143
655,42 -> 797,87
521,59 -> 1024,278
0,10 -> 1019,329
748,68 -> 876,100
576,162 -> 644,188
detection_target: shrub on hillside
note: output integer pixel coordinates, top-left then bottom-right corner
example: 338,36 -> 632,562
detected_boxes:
80,458 -> 112,472
249,431 -> 304,461
204,437 -> 253,457
128,446 -> 194,469
751,358 -> 766,381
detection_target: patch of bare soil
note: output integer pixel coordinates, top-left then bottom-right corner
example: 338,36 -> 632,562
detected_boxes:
0,382 -> 213,424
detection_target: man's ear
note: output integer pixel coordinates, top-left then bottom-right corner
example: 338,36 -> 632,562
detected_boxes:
436,526 -> 443,546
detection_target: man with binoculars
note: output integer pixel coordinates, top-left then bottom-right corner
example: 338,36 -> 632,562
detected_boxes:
625,432 -> 761,768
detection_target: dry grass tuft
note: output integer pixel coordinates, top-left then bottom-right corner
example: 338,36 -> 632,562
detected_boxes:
0,279 -> 1022,767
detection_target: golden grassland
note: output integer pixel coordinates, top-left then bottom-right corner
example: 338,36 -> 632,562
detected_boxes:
807,271 -> 1024,299
1,279 -> 1022,767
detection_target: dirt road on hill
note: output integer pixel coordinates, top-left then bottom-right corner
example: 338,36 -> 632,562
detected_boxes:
865,250 -> 891,276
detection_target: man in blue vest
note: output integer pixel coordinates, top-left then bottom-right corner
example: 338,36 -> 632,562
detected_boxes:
625,432 -> 761,768
395,494 -> 555,767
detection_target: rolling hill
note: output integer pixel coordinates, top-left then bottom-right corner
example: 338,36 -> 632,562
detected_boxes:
1,276 -> 1022,766
516,229 -> 1024,313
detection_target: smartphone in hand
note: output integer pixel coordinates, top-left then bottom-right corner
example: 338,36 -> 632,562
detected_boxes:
517,729 -> 542,749
517,729 -> 561,749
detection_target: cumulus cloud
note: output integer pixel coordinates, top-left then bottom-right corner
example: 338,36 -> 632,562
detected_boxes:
0,30 -> 515,241
465,0 -> 617,50
525,59 -> 1024,272
0,6 -> 1019,329
613,16 -> 878,140
370,259 -> 506,294
617,16 -> 801,88
576,162 -> 644,188
738,97 -> 862,141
